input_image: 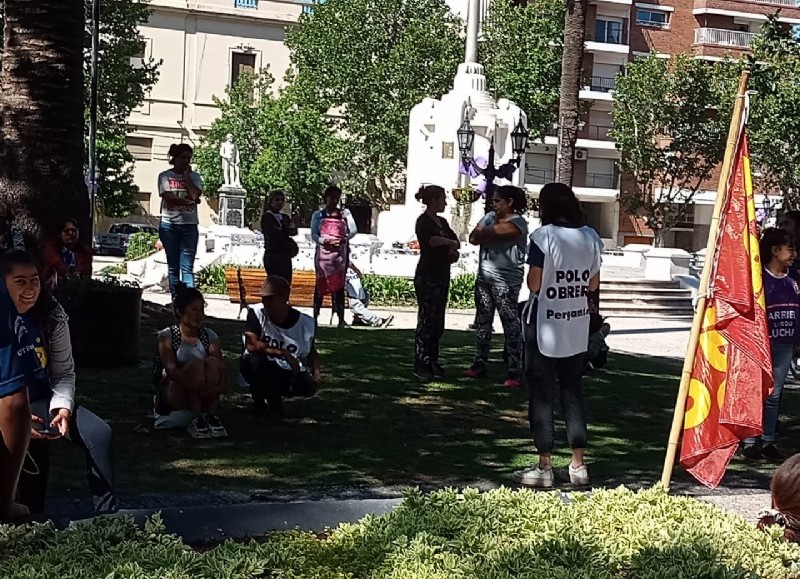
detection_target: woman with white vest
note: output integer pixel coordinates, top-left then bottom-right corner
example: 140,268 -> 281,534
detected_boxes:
513,183 -> 603,488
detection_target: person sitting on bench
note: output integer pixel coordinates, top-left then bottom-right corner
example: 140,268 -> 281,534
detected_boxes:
241,276 -> 321,418
346,260 -> 393,328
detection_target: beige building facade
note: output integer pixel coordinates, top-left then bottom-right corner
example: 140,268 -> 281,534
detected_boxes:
126,0 -> 302,225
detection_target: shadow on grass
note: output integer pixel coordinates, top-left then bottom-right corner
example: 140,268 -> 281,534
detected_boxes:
47,301 -> 797,502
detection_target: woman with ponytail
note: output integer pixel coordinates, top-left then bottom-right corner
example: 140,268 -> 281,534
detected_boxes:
158,143 -> 204,301
412,185 -> 459,380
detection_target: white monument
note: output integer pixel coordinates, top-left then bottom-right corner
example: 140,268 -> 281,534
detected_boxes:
219,133 -> 241,188
217,134 -> 247,228
376,0 -> 527,244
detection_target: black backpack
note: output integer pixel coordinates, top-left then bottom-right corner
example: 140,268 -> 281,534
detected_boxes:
152,325 -> 211,387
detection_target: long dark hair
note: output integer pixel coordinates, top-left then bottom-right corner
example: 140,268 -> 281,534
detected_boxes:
760,227 -> 795,266
539,182 -> 585,227
495,185 -> 527,214
261,189 -> 286,217
173,282 -> 205,321
415,184 -> 445,206
168,143 -> 193,165
759,453 -> 800,544
0,249 -> 57,329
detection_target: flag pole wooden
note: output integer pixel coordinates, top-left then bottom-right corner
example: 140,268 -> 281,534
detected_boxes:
660,69 -> 751,490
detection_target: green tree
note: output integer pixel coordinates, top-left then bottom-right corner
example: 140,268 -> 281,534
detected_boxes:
286,0 -> 462,208
91,0 -> 160,216
611,54 -> 737,247
193,72 -> 350,224
748,15 -> 800,207
481,0 -> 564,141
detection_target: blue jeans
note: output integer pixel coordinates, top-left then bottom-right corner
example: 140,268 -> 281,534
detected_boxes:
745,342 -> 793,445
159,222 -> 199,298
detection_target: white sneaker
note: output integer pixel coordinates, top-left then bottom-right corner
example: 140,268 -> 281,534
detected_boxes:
187,416 -> 212,439
512,465 -> 554,488
569,463 -> 590,486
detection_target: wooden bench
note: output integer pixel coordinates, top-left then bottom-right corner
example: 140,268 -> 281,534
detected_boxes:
224,267 -> 347,313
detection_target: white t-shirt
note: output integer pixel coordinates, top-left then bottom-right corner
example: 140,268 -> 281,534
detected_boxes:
529,225 -> 603,358
158,169 -> 203,225
244,304 -> 316,372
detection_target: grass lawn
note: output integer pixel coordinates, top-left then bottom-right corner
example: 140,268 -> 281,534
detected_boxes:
46,301 -> 799,502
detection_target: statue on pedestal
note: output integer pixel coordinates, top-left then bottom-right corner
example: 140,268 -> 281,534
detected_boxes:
219,133 -> 241,188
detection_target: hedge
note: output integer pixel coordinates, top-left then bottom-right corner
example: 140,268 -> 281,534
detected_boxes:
1,486 -> 799,578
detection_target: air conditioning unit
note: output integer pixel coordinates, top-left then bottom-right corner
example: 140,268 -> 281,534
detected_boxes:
574,148 -> 588,161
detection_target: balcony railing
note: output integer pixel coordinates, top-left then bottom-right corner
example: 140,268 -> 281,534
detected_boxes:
748,0 -> 799,6
525,168 -> 555,185
694,27 -> 756,49
582,124 -> 614,141
583,173 -> 619,189
587,75 -> 616,92
234,0 -> 258,8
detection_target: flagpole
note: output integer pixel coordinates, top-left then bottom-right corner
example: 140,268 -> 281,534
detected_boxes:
660,69 -> 751,489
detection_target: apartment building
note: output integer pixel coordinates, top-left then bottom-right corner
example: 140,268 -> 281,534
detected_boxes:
524,0 -> 800,249
125,0 -> 303,224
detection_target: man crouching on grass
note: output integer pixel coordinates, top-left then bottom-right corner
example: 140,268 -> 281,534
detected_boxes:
240,276 -> 321,419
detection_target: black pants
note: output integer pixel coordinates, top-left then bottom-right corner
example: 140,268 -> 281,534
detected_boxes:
313,289 -> 345,323
264,253 -> 293,285
18,399 -> 116,514
241,353 -> 318,415
414,274 -> 450,367
526,351 -> 587,454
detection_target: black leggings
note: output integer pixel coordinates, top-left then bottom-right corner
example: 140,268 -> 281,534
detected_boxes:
264,253 -> 293,285
241,353 -> 318,416
18,399 -> 116,514
313,289 -> 345,323
414,275 -> 450,367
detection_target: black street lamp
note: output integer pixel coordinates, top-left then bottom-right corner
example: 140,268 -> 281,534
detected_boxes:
457,113 -> 530,214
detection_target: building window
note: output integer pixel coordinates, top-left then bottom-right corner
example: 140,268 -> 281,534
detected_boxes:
130,39 -> 149,69
126,136 -> 153,161
230,52 -> 256,89
301,0 -> 325,15
595,19 -> 625,44
636,9 -> 669,29
234,0 -> 258,8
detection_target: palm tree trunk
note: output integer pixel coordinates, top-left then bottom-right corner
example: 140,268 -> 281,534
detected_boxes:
556,0 -> 588,186
0,0 -> 87,249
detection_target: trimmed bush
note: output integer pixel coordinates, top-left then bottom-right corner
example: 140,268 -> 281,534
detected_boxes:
124,232 -> 159,261
362,273 -> 477,309
196,264 -> 227,295
2,486 -> 799,578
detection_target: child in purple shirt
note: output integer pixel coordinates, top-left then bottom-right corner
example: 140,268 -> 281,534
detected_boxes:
743,228 -> 800,461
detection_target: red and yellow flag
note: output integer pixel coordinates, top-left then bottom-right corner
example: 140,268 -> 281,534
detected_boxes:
679,130 -> 773,488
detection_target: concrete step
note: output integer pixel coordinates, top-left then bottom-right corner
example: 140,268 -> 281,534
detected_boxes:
601,296 -> 694,307
603,304 -> 694,318
601,279 -> 683,290
601,289 -> 692,298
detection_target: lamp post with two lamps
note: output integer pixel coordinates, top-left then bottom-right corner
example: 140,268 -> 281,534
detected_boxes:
457,114 -> 530,214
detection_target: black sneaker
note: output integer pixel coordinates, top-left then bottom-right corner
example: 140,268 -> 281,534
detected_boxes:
414,364 -> 434,380
762,443 -> 785,462
431,361 -> 446,378
741,443 -> 762,460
